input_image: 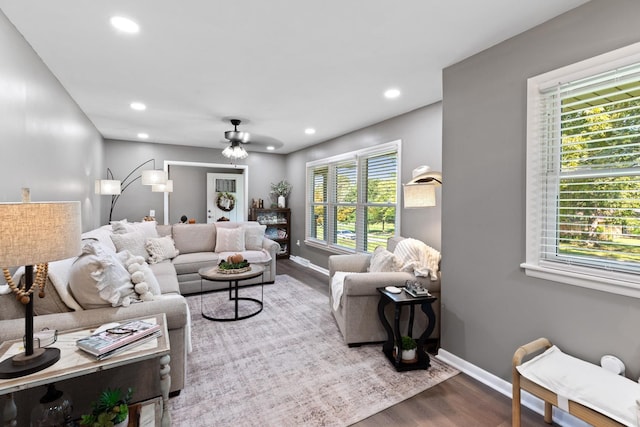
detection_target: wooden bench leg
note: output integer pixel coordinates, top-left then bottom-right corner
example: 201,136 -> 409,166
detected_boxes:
544,401 -> 552,424
512,367 -> 521,427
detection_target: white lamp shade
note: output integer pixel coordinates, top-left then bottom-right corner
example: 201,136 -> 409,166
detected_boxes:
94,179 -> 121,195
403,184 -> 436,208
0,201 -> 82,267
151,180 -> 173,192
141,169 -> 167,185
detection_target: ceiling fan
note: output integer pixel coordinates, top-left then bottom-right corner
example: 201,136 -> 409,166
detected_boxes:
224,119 -> 251,144
221,119 -> 250,160
219,118 -> 284,159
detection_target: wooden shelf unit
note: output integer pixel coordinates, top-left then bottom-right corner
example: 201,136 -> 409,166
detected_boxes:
249,208 -> 291,258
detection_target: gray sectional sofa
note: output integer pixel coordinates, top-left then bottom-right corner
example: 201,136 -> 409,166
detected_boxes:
157,221 -> 278,294
0,220 -> 277,422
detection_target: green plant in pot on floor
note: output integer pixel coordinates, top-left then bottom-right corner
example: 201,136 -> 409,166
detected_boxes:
80,387 -> 133,427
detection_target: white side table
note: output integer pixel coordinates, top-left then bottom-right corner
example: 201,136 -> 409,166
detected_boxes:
0,313 -> 171,427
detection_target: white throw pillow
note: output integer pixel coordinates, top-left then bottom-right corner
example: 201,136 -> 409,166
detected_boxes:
216,227 -> 246,252
111,231 -> 148,260
146,236 -> 180,264
69,240 -> 135,309
117,251 -> 162,296
243,224 -> 266,250
369,246 -> 403,273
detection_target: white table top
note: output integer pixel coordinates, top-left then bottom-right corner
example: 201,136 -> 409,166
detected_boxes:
0,313 -> 169,396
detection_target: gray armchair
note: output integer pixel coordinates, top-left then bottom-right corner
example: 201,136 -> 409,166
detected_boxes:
328,236 -> 441,347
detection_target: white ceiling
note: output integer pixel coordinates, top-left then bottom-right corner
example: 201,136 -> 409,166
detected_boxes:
0,0 -> 589,154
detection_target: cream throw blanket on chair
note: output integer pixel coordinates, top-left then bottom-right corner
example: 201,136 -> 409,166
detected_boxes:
393,238 -> 441,280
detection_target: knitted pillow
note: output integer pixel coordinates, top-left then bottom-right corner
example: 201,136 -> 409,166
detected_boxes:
110,231 -> 148,260
216,227 -> 246,252
145,236 -> 180,264
369,246 -> 403,272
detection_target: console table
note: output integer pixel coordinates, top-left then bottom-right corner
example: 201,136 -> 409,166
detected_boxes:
377,287 -> 437,372
0,314 -> 171,427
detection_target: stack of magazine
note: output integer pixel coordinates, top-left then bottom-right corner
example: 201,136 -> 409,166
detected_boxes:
76,319 -> 161,360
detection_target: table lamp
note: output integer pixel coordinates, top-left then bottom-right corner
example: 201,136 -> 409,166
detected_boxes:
0,189 -> 81,378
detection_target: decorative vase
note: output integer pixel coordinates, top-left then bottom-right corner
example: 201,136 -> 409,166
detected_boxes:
277,195 -> 286,208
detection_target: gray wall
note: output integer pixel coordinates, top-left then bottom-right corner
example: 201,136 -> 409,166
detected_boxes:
441,0 -> 640,381
0,10 -> 103,231
286,103 -> 442,269
103,139 -> 286,225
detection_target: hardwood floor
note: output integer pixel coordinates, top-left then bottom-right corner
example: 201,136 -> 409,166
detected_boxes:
276,259 -> 551,426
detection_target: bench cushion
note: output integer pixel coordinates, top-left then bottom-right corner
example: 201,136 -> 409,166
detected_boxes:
517,345 -> 639,426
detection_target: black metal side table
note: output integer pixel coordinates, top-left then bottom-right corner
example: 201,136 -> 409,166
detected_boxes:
377,287 -> 437,371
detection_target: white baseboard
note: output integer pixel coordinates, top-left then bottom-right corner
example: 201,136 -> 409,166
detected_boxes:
436,349 -> 589,427
289,255 -> 329,276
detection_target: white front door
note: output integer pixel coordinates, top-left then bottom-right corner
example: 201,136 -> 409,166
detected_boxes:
206,173 -> 245,223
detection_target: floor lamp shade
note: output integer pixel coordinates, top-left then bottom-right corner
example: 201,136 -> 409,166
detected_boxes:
94,179 -> 121,195
0,201 -> 82,267
152,180 -> 173,192
141,169 -> 167,186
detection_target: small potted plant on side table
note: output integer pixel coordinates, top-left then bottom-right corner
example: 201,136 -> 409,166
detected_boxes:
396,336 -> 418,363
80,387 -> 133,427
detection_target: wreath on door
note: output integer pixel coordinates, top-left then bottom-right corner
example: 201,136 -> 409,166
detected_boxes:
216,192 -> 236,212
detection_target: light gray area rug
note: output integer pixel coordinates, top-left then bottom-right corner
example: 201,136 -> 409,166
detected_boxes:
168,274 -> 458,427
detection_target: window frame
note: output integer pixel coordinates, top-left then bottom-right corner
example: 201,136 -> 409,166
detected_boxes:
522,41 -> 640,298
305,140 -> 401,254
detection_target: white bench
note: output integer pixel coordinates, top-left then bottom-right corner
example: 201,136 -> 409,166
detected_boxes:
512,338 -> 640,427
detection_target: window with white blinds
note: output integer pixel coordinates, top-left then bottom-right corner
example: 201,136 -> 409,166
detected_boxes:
523,42 -> 640,297
305,140 -> 400,253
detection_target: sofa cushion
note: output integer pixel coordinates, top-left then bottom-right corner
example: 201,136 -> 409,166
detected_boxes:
69,241 -> 136,309
215,227 -> 245,252
369,246 -> 403,273
172,252 -> 220,275
148,261 -> 180,294
172,223 -> 216,254
146,236 -> 180,264
243,224 -> 267,250
156,224 -> 172,237
110,231 -> 148,260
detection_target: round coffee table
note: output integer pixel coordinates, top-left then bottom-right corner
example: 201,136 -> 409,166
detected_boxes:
198,264 -> 265,321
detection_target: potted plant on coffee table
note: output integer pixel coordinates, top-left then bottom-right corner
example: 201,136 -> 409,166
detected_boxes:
80,387 -> 133,427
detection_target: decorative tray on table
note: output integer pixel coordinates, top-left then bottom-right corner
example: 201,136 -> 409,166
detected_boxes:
216,260 -> 251,274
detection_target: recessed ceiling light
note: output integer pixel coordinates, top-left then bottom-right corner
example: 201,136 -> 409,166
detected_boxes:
266,146 -> 275,151
137,133 -> 149,139
304,128 -> 316,135
110,16 -> 140,34
384,88 -> 401,99
130,102 -> 146,111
